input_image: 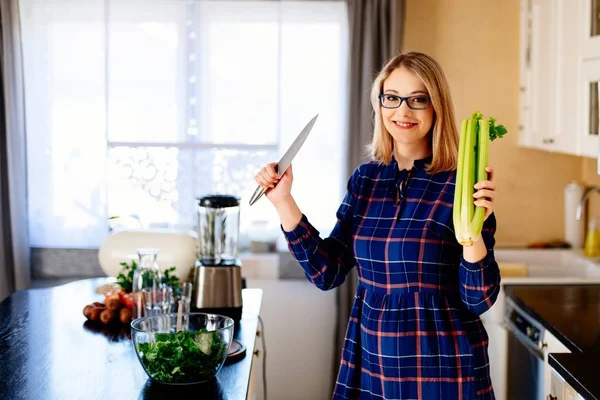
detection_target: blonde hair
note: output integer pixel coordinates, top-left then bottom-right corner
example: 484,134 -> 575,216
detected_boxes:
369,51 -> 459,174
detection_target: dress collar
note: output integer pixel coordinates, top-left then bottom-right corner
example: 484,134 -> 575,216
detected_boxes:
390,154 -> 432,172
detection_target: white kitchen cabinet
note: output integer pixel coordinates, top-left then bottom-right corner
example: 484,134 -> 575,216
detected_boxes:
581,0 -> 600,60
519,0 -> 560,152
549,366 -> 587,400
519,0 -> 599,156
556,0 -> 585,155
578,59 -> 600,157
550,366 -> 566,400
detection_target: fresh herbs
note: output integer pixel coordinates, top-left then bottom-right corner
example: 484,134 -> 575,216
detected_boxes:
116,261 -> 137,293
137,330 -> 228,383
162,266 -> 180,297
116,261 -> 180,295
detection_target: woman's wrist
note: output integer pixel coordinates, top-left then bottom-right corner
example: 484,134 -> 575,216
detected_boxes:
462,236 -> 488,263
274,195 -> 302,232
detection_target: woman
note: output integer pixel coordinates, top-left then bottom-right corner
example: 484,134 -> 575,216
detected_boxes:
255,51 -> 500,400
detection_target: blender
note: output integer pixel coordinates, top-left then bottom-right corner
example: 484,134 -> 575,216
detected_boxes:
192,194 -> 243,321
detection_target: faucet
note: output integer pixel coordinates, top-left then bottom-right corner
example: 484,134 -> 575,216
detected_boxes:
576,186 -> 600,220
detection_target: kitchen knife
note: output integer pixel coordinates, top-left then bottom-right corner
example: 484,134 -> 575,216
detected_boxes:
249,113 -> 319,206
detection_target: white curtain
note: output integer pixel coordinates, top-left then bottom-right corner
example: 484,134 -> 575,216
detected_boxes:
19,0 -> 349,250
0,0 -> 30,301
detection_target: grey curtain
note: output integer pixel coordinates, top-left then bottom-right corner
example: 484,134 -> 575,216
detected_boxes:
331,0 -> 405,388
0,0 -> 30,302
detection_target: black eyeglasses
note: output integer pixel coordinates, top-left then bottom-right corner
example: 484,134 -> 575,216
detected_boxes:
378,94 -> 431,110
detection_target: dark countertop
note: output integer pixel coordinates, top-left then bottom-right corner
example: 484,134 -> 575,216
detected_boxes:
0,278 -> 263,400
549,353 -> 600,400
505,284 -> 600,399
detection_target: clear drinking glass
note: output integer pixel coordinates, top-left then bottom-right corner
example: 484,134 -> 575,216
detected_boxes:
132,248 -> 163,319
180,282 -> 193,314
142,286 -> 173,316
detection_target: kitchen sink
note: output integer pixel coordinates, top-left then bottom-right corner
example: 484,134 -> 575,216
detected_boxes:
495,249 -> 600,280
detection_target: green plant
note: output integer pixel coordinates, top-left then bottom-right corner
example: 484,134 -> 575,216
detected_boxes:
116,260 -> 138,293
162,266 -> 180,297
116,260 -> 180,294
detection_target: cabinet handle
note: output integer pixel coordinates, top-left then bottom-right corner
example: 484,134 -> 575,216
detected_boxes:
542,138 -> 554,144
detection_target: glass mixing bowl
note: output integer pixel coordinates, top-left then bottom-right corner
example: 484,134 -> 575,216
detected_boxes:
131,313 -> 234,384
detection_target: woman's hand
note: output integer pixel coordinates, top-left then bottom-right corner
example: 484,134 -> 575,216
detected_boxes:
473,166 -> 496,221
254,162 -> 294,206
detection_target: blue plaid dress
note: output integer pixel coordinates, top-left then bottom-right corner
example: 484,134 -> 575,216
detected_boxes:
283,156 -> 500,400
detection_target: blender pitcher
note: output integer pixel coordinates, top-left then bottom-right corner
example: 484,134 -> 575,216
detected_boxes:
192,195 -> 243,321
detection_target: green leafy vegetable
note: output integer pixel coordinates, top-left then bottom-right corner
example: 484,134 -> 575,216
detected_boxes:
137,330 -> 228,383
116,261 -> 180,295
116,261 -> 137,293
487,116 -> 507,141
453,111 -> 507,246
162,266 -> 180,297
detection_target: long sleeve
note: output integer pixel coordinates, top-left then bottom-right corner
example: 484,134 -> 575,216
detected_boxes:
281,168 -> 360,290
458,213 -> 501,315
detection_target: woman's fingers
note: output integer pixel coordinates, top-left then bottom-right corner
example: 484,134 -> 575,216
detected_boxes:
473,189 -> 495,200
255,164 -> 280,189
265,164 -> 278,179
485,166 -> 494,181
255,173 -> 270,189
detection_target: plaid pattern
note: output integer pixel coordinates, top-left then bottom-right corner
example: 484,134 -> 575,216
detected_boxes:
283,156 -> 500,400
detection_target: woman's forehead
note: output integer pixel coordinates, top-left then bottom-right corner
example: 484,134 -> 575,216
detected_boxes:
383,67 -> 428,94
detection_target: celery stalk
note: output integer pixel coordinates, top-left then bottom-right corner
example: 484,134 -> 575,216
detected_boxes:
460,118 -> 476,236
453,111 -> 506,246
453,118 -> 468,238
468,118 -> 490,238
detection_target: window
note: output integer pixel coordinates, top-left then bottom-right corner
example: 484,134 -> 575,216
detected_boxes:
20,0 -> 349,250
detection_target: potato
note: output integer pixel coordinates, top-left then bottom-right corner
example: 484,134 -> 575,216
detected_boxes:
83,304 -> 94,319
89,307 -> 103,322
106,298 -> 122,311
100,309 -> 117,324
119,308 -> 132,325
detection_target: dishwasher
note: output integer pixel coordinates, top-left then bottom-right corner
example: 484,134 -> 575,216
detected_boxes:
504,297 -> 571,400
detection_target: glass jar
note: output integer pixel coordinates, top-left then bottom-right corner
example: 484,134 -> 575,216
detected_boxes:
131,248 -> 163,319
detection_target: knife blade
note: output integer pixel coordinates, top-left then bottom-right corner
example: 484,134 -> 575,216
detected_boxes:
249,113 -> 319,206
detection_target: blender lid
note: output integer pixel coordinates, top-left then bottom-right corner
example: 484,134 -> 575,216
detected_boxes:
197,194 -> 240,208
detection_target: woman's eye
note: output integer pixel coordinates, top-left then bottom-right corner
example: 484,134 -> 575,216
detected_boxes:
385,95 -> 398,101
412,96 -> 428,103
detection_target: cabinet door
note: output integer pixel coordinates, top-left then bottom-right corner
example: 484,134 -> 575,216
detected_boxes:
581,0 -> 600,60
556,0 -> 583,155
579,60 -> 600,157
519,0 -> 534,148
564,382 -> 579,400
529,0 -> 559,150
550,367 -> 565,400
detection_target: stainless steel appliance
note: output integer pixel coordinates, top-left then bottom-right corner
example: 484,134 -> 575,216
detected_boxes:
504,297 -> 570,400
192,194 -> 243,321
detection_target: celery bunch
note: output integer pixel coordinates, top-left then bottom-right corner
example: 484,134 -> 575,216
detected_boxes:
453,111 -> 506,246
